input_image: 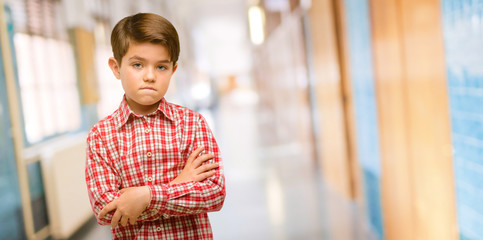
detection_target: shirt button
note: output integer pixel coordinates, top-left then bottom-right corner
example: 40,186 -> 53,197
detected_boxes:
147,177 -> 153,182
147,152 -> 152,157
156,227 -> 162,231
163,214 -> 170,219
145,128 -> 151,133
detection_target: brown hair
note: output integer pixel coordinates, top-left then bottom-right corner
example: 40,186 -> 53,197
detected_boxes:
110,13 -> 180,65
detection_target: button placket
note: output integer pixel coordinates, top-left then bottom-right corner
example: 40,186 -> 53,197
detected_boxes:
145,151 -> 154,184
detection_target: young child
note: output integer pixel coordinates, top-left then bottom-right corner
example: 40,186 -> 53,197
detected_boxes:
85,13 -> 225,239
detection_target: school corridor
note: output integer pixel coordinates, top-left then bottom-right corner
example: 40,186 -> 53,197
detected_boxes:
1,0 -> 483,240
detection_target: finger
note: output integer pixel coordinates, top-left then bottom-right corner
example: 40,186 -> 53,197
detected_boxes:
194,170 -> 216,182
129,216 -> 138,225
187,147 -> 204,164
120,215 -> 129,227
120,187 -> 132,194
99,200 -> 117,219
111,210 -> 122,228
192,153 -> 214,168
195,163 -> 219,174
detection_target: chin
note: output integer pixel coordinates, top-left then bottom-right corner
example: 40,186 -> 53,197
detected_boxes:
138,97 -> 162,106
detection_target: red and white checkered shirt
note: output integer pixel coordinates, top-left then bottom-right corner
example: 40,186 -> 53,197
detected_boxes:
85,96 -> 225,240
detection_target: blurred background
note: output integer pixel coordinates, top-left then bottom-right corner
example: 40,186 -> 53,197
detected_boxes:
0,0 -> 481,239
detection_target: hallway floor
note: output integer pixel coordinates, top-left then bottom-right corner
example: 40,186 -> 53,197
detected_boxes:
71,92 -> 378,240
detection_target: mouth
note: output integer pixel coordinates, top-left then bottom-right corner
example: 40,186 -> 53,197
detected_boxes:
140,87 -> 156,91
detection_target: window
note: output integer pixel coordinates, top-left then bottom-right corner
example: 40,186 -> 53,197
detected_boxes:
9,0 -> 81,144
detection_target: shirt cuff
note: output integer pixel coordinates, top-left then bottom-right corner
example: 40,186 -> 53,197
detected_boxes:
167,181 -> 196,199
143,184 -> 169,220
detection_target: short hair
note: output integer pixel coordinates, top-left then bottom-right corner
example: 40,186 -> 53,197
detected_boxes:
110,13 -> 180,66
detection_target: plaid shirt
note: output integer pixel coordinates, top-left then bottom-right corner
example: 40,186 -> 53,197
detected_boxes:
85,97 -> 225,239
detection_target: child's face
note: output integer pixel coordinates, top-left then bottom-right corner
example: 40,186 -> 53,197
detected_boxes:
108,42 -> 177,114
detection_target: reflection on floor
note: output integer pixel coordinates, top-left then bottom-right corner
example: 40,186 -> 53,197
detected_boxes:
70,93 -> 377,240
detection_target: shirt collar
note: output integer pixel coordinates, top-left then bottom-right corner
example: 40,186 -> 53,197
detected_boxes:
116,95 -> 174,129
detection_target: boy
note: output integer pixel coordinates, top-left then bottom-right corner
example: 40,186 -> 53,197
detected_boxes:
85,13 -> 225,240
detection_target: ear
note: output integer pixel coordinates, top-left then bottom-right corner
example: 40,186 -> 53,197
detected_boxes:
172,63 -> 178,74
108,57 -> 121,79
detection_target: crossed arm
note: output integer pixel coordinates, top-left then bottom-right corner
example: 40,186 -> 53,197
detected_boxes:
85,117 -> 225,228
98,147 -> 219,228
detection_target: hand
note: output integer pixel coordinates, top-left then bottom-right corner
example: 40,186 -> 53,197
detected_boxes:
170,147 -> 218,184
98,186 -> 151,228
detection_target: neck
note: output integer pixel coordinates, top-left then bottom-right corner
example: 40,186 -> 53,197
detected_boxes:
126,98 -> 160,115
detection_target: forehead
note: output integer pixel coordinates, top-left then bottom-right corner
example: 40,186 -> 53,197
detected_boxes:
123,41 -> 171,61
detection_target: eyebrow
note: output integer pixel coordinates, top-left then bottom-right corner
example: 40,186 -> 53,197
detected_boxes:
128,55 -> 171,63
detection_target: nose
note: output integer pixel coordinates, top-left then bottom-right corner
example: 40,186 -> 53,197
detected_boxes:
143,67 -> 155,82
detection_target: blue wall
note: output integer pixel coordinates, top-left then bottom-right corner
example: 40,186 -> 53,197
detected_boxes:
344,0 -> 383,238
0,54 -> 26,240
442,0 -> 483,239
0,8 -> 26,240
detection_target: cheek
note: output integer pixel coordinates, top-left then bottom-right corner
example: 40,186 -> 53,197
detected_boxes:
120,69 -> 133,79
120,73 -> 138,92
157,77 -> 171,89
123,70 -> 138,81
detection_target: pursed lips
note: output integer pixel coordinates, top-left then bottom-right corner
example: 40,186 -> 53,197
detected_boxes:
140,87 -> 156,91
